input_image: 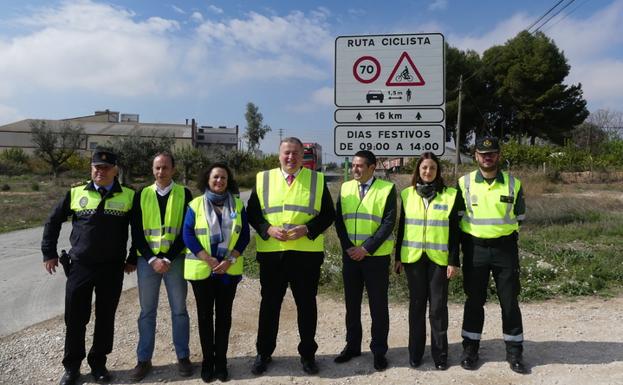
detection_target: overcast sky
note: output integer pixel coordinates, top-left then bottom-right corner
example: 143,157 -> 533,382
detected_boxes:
0,0 -> 621,160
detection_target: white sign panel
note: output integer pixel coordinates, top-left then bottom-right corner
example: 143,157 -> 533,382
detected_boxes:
335,108 -> 444,124
335,34 -> 444,107
334,125 -> 445,156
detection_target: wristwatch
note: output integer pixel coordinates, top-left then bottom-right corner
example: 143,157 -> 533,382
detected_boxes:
227,254 -> 237,264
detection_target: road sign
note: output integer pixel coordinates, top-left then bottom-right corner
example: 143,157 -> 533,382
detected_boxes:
335,108 -> 444,124
335,34 -> 444,107
334,125 -> 445,156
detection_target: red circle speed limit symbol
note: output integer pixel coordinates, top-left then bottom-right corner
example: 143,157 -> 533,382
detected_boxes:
353,56 -> 381,84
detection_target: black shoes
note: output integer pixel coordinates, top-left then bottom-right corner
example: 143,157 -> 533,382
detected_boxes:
460,343 -> 480,370
333,347 -> 362,363
201,360 -> 214,383
373,354 -> 388,371
58,370 -> 80,385
301,357 -> 319,375
409,359 -> 421,368
214,367 -> 230,382
435,361 -> 448,370
90,366 -> 112,383
507,353 -> 528,374
251,355 -> 272,375
178,357 -> 193,377
129,361 -> 152,382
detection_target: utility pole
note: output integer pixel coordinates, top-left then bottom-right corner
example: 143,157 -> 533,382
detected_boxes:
278,128 -> 284,142
454,74 -> 463,178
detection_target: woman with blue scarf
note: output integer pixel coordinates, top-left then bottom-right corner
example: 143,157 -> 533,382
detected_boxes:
183,162 -> 249,382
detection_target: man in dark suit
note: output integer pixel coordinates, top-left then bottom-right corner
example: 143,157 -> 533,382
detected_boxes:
247,137 -> 335,375
334,150 -> 397,371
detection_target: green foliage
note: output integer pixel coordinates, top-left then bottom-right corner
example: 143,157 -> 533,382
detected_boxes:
106,131 -> 175,184
174,145 -> 213,185
30,182 -> 39,191
0,159 -> 29,175
1,184 -> 9,191
0,148 -> 29,163
244,102 -> 271,151
30,120 -> 86,178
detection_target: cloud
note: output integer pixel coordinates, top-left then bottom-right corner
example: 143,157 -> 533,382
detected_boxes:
191,11 -> 204,23
447,13 -> 531,53
208,5 -> 224,15
570,59 -> 623,111
171,4 -> 185,14
0,104 -> 23,125
287,87 -> 334,113
428,0 -> 448,11
191,9 -> 334,85
0,0 -> 183,99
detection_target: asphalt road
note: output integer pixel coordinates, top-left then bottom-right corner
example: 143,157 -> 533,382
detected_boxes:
0,190 -> 252,338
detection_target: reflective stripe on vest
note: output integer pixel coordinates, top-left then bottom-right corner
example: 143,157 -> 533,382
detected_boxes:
459,171 -> 520,238
184,195 -> 244,280
139,183 -> 185,256
70,183 -> 134,217
400,186 -> 457,265
255,168 -> 324,252
340,179 -> 394,256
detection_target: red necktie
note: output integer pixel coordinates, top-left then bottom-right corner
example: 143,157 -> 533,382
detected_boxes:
286,174 -> 294,186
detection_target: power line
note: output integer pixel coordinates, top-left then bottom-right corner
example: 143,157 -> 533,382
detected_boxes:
540,0 -> 589,34
526,0 -> 566,32
531,0 -> 577,33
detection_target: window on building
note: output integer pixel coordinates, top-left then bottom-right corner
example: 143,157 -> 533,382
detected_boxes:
197,135 -> 205,140
89,142 -> 99,149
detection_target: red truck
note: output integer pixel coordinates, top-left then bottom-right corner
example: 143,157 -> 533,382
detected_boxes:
302,142 -> 322,171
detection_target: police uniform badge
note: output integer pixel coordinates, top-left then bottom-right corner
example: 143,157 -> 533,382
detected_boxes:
79,196 -> 88,208
471,194 -> 478,205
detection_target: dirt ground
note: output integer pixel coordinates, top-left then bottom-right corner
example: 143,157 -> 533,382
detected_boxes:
2,278 -> 623,385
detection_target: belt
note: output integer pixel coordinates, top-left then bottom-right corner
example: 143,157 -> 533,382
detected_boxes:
467,232 -> 517,246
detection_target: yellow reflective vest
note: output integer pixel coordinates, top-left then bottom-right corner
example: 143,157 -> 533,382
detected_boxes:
70,183 -> 134,216
340,178 -> 394,256
184,195 -> 244,280
459,170 -> 521,239
138,183 -> 185,256
255,167 -> 324,252
400,186 -> 457,266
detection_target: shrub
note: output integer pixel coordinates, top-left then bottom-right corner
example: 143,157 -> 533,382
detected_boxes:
0,148 -> 29,163
0,160 -> 29,176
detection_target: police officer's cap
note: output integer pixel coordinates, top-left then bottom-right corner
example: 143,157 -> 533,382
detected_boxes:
91,150 -> 117,166
475,136 -> 500,154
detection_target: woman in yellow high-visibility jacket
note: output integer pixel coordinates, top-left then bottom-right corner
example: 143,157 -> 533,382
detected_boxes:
182,162 -> 249,382
394,152 -> 460,370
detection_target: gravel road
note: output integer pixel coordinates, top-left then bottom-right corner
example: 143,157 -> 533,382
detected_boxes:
2,278 -> 622,385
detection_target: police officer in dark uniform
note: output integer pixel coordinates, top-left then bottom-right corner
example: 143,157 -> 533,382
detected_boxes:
456,136 -> 527,374
42,150 -> 136,385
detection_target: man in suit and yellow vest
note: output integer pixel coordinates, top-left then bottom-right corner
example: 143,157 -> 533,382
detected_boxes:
247,137 -> 335,376
334,150 -> 396,371
128,152 -> 193,381
457,136 -> 527,374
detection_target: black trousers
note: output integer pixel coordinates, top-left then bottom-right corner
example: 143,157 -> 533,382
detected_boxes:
461,234 -> 524,354
342,255 -> 389,355
256,251 -> 323,360
62,261 -> 124,372
190,277 -> 238,370
403,255 -> 449,363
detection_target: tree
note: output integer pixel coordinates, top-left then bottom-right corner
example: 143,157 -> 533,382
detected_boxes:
481,31 -> 588,144
30,120 -> 85,178
174,145 -> 212,185
107,131 -> 175,184
244,102 -> 271,152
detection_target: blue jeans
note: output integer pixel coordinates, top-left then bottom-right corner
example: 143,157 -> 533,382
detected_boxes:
136,256 -> 190,361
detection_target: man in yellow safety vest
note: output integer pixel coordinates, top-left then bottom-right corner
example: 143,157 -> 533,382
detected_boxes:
457,136 -> 527,374
333,150 -> 396,371
247,137 -> 335,376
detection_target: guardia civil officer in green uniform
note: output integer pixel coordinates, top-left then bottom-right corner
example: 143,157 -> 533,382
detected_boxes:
128,152 -> 193,382
333,150 -> 396,371
247,137 -> 335,376
457,136 -> 527,374
394,152 -> 459,371
42,150 -> 135,385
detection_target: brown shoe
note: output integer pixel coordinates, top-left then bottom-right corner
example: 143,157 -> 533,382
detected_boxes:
178,357 -> 193,377
129,361 -> 151,382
